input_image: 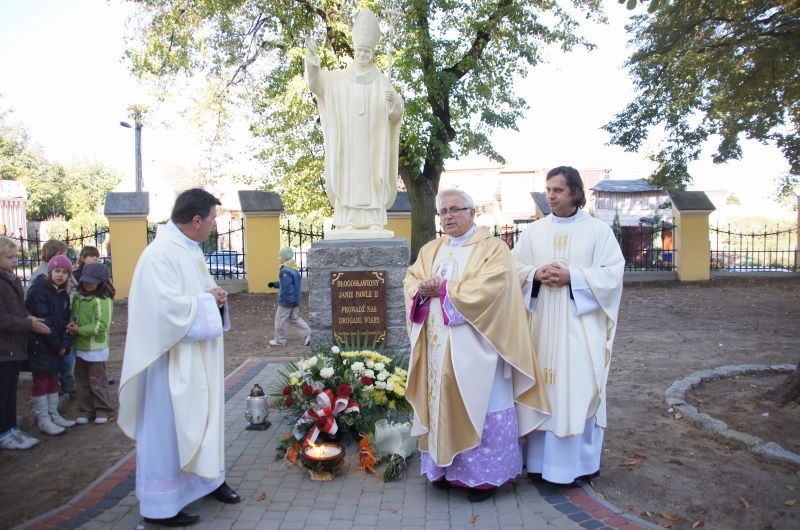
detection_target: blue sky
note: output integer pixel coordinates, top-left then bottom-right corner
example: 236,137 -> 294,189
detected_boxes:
0,0 -> 791,212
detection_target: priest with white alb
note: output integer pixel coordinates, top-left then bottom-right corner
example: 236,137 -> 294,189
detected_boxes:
512,166 -> 625,486
118,188 -> 242,528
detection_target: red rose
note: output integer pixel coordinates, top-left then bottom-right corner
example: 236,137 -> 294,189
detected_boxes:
337,385 -> 352,397
282,385 -> 292,395
302,385 -> 314,397
361,376 -> 373,386
284,396 -> 294,406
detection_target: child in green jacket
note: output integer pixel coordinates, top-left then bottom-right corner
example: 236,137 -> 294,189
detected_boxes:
67,262 -> 115,424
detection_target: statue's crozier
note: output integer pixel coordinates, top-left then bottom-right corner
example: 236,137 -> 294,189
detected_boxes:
305,8 -> 404,239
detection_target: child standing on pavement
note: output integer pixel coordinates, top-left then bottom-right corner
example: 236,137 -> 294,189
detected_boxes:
67,262 -> 115,425
25,254 -> 75,435
0,236 -> 50,450
269,247 -> 311,347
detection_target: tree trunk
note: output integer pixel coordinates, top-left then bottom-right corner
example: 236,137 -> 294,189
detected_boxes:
763,359 -> 800,406
406,175 -> 439,262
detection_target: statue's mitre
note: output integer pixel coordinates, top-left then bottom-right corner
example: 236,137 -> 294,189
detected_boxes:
352,8 -> 380,49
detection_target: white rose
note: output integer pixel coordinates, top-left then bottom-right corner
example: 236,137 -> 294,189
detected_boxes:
366,361 -> 375,368
320,366 -> 335,379
307,356 -> 318,366
363,369 -> 375,378
377,370 -> 389,381
363,384 -> 374,391
375,381 -> 386,390
385,382 -> 394,392
351,362 -> 365,372
331,346 -> 341,354
374,362 -> 385,371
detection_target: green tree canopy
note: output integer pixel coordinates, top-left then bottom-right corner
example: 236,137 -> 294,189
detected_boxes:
604,0 -> 800,192
125,0 -> 603,257
25,160 -> 122,222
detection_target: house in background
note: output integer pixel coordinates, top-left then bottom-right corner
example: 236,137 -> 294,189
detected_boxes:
0,180 -> 27,238
591,178 -> 676,269
439,166 -> 610,228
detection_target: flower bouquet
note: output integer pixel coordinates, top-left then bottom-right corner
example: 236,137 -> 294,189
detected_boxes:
271,342 -> 415,481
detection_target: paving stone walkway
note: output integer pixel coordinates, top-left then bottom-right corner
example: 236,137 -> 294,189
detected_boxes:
15,359 -> 657,530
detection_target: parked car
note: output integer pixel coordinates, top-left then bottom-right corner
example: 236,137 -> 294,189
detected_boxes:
206,251 -> 245,278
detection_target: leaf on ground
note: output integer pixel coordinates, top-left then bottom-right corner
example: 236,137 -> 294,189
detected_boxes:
659,512 -> 685,521
739,497 -> 751,509
787,485 -> 796,491
387,507 -> 398,513
692,520 -> 705,528
784,498 -> 797,506
256,492 -> 266,501
629,451 -> 647,458
674,410 -> 684,420
470,514 -> 479,524
621,460 -> 639,469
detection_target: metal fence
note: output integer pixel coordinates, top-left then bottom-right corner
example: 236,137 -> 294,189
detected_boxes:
280,219 -> 324,276
2,225 -> 110,285
147,219 -> 247,280
485,220 -> 676,272
615,224 -> 676,271
710,224 -> 798,272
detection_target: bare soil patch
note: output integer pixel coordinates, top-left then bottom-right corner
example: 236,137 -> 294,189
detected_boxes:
1,278 -> 799,530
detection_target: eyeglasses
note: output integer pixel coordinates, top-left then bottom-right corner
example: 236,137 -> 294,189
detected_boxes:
436,207 -> 472,216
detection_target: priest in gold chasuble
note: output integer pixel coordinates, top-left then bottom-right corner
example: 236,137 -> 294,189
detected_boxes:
404,189 -> 550,502
512,166 -> 624,486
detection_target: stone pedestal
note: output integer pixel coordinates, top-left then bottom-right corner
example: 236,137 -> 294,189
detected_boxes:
307,238 -> 410,355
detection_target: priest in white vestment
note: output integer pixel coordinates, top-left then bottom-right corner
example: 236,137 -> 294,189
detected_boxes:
512,166 -> 625,486
304,8 -> 403,232
118,189 -> 240,528
404,189 -> 550,503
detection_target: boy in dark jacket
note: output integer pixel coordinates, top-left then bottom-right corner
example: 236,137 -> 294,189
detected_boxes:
268,247 -> 310,347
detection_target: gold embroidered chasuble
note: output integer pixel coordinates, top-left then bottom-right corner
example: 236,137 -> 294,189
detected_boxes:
404,227 -> 550,466
511,210 -> 624,437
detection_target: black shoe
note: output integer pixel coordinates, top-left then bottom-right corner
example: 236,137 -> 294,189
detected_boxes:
431,478 -> 451,490
210,481 -> 241,504
467,487 -> 496,502
144,511 -> 199,527
527,472 -> 543,483
576,470 -> 600,482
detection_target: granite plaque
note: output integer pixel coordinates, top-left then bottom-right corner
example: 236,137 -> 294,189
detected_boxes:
331,270 -> 386,344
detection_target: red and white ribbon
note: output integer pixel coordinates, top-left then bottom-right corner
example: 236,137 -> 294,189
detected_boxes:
293,389 -> 360,445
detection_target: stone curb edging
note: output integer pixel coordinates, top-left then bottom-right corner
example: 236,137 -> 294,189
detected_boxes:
665,364 -> 800,468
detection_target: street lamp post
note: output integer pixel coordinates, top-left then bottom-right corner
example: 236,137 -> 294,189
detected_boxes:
120,115 -> 143,192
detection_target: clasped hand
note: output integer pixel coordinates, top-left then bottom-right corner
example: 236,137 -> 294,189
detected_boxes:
535,262 -> 570,288
417,276 -> 442,298
210,287 -> 228,307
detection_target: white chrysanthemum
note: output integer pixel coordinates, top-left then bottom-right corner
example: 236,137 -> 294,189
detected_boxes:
320,366 -> 335,379
373,362 -> 385,371
385,382 -> 394,392
331,346 -> 340,354
351,362 -> 365,372
377,370 -> 389,381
